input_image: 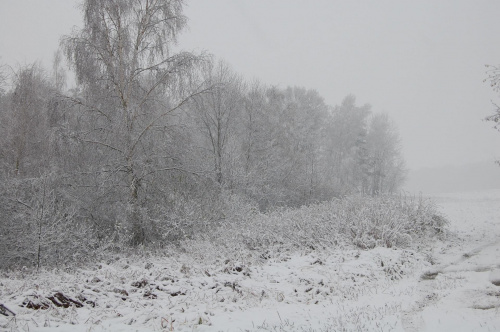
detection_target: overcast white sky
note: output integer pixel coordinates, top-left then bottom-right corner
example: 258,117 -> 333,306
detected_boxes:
1,0 -> 500,171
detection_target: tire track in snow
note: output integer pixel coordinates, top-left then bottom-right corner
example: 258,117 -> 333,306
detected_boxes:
402,238 -> 500,331
421,239 -> 500,280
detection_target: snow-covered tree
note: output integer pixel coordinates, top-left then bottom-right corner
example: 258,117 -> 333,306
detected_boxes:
2,64 -> 52,176
485,64 -> 500,165
324,95 -> 371,195
62,0 -> 208,245
190,60 -> 244,186
366,113 -> 407,195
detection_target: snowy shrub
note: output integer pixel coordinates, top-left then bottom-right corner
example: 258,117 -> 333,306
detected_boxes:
183,193 -> 448,263
335,194 -> 448,249
99,175 -> 228,249
0,173 -> 99,270
145,181 -> 228,245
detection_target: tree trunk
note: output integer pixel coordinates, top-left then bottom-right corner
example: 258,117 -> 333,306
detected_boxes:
128,169 -> 144,246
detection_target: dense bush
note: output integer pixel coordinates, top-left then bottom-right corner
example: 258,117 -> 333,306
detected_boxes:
0,174 -> 99,270
182,193 -> 448,263
0,177 -> 447,270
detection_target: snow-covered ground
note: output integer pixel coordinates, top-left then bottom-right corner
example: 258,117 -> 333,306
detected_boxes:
412,190 -> 500,332
1,190 -> 499,331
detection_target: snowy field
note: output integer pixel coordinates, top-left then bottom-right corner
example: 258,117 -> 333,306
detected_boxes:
1,190 -> 500,331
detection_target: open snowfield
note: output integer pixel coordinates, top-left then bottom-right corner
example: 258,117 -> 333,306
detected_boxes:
1,190 -> 500,332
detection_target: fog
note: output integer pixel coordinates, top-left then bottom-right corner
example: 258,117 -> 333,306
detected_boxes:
1,0 -> 500,174
1,3 -> 500,330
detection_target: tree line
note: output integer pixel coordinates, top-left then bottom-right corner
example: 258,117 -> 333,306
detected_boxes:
0,0 -> 406,267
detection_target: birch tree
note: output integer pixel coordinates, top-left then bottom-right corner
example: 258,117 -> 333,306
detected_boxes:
62,0 -> 208,245
190,60 -> 243,186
